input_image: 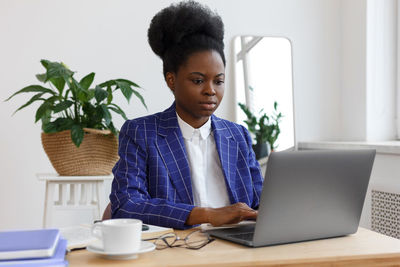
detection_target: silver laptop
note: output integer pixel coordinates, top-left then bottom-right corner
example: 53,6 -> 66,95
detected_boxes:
206,149 -> 376,247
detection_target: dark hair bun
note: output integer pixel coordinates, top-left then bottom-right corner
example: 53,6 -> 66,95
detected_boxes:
148,0 -> 224,59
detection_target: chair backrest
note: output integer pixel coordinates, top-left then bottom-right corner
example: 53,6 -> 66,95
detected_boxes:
102,202 -> 112,220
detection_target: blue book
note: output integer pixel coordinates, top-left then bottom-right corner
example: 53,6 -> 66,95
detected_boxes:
0,239 -> 67,266
0,229 -> 60,260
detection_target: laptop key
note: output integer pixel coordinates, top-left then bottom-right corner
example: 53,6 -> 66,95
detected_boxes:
227,232 -> 254,241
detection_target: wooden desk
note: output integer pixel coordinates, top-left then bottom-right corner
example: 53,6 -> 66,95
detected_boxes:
66,228 -> 400,266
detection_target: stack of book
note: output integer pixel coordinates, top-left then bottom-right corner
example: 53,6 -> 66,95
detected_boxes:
0,229 -> 67,266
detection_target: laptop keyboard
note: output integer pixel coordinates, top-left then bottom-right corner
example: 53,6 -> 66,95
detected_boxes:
227,232 -> 254,241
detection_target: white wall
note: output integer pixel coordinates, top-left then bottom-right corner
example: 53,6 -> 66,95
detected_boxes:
341,0 -> 398,141
366,0 -> 397,141
0,0 -> 344,229
341,0 -> 368,140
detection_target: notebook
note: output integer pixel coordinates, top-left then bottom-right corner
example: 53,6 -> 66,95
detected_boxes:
206,149 -> 376,247
0,229 -> 60,260
0,238 -> 67,266
60,225 -> 97,250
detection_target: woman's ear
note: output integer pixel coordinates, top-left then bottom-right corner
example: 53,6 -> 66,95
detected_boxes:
165,72 -> 175,92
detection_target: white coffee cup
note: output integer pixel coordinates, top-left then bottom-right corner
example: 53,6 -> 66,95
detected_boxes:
91,219 -> 142,253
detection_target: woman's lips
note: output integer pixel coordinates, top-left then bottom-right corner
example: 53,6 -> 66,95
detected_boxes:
199,102 -> 216,110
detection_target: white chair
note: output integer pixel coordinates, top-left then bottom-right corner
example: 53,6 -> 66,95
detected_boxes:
37,173 -> 112,228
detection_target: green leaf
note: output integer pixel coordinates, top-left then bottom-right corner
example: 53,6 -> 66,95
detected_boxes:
72,78 -> 89,103
97,80 -> 116,88
97,78 -> 146,107
131,88 -> 147,110
56,118 -> 74,131
40,59 -> 50,69
80,72 -> 95,91
64,89 -> 71,100
115,80 -> 132,101
13,93 -> 45,114
45,60 -> 74,82
71,124 -> 84,147
106,86 -> 113,104
46,95 -> 59,103
40,109 -> 52,130
115,79 -> 140,88
100,104 -> 112,126
87,105 -> 105,128
77,91 -> 87,103
42,117 -> 74,133
88,89 -> 95,101
35,101 -> 53,122
72,78 -> 89,94
95,86 -> 108,103
109,103 -> 128,120
83,102 -> 96,113
5,85 -> 55,101
50,77 -> 65,93
108,121 -> 117,135
53,100 -> 74,113
238,103 -> 254,121
42,121 -> 57,133
36,73 -> 47,82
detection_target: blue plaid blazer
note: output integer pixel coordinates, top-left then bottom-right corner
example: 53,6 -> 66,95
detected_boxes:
110,103 -> 263,229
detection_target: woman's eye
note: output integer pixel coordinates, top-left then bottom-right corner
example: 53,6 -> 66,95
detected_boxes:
192,79 -> 203,85
215,80 -> 225,85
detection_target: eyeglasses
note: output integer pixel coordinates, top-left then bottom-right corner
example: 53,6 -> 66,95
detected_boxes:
144,230 -> 215,250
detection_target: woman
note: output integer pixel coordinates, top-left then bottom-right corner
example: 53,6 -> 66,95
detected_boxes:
110,0 -> 263,229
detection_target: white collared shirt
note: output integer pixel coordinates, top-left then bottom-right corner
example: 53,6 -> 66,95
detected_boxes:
176,113 -> 230,208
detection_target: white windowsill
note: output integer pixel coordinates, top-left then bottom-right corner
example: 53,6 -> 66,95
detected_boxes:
298,141 -> 400,155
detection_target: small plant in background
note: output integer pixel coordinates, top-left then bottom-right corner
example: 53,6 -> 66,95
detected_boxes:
238,101 -> 282,151
6,59 -> 147,147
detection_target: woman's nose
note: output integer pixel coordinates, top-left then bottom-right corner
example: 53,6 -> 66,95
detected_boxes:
204,82 -> 216,96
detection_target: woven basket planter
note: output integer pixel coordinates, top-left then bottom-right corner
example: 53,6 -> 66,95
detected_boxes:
41,128 -> 119,176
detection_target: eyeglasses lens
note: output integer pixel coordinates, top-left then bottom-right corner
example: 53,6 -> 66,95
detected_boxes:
155,233 -> 177,249
185,231 -> 210,249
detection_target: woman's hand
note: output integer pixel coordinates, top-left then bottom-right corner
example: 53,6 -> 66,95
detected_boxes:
186,202 -> 257,226
207,202 -> 258,226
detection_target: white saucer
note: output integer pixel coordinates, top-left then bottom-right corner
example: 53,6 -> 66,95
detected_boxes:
87,241 -> 156,260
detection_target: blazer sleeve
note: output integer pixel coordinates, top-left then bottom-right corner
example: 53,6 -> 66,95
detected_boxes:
110,120 -> 195,229
241,125 -> 264,209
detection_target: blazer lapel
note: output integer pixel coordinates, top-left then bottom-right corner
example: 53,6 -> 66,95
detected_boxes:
211,115 -> 239,203
156,104 -> 194,205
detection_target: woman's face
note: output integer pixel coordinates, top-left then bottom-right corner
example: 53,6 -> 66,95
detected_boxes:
166,50 -> 225,128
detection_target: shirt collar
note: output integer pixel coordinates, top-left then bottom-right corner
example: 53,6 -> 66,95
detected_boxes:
176,112 -> 212,140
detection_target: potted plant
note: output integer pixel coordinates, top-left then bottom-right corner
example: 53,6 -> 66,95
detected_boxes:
238,101 -> 282,159
6,59 -> 147,175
